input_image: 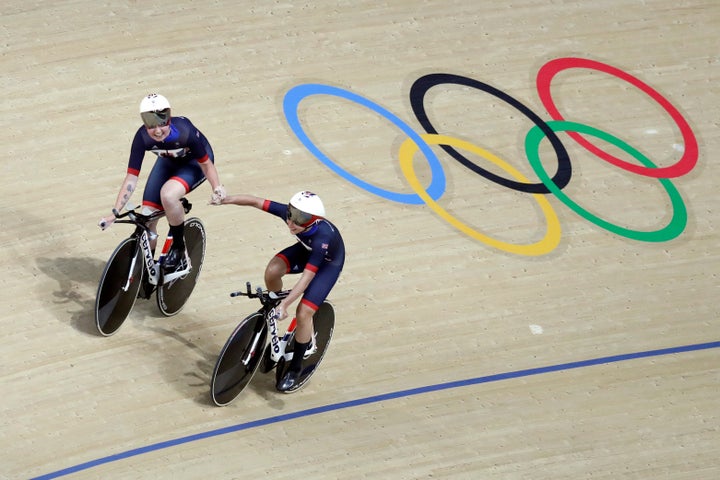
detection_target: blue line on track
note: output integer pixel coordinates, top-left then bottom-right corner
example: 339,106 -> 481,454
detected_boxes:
32,340 -> 720,479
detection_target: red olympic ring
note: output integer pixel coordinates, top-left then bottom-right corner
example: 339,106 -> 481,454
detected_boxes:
536,57 -> 698,178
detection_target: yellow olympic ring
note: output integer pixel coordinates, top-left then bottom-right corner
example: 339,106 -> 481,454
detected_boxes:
398,134 -> 562,256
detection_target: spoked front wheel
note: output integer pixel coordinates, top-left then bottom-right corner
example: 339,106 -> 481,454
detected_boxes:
211,312 -> 268,406
95,238 -> 143,336
157,217 -> 206,316
276,301 -> 335,393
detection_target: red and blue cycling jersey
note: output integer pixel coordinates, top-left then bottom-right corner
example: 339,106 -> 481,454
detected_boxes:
263,199 -> 345,310
127,116 -> 212,176
127,117 -> 215,209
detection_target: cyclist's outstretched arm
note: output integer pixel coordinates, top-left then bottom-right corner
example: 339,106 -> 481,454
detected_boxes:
99,173 -> 139,230
218,194 -> 264,210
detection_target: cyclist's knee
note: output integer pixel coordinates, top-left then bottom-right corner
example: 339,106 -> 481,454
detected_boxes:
295,303 -> 315,324
264,258 -> 286,291
160,180 -> 186,203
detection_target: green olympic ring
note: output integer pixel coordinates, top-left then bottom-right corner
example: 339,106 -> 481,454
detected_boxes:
525,120 -> 687,242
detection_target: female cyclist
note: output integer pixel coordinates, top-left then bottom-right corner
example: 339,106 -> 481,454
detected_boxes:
217,191 -> 345,392
98,93 -> 226,276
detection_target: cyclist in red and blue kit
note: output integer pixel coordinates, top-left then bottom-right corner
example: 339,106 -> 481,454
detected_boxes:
217,190 -> 345,392
99,93 -> 226,276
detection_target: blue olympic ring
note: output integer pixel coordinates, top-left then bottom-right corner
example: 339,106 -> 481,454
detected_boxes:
283,84 -> 446,205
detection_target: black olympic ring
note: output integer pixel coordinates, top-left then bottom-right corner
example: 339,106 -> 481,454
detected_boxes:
409,73 -> 572,194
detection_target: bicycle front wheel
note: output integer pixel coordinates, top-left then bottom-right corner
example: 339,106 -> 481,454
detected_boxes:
211,312 -> 267,406
95,237 -> 143,336
157,217 -> 206,316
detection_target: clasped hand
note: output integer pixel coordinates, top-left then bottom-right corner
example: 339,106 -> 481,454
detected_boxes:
210,185 -> 226,205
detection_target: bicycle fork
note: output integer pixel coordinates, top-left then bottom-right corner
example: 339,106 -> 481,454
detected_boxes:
122,230 -> 159,292
239,317 -> 268,367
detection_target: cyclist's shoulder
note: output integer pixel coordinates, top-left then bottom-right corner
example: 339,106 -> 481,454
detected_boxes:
319,219 -> 342,235
308,220 -> 344,246
172,116 -> 193,127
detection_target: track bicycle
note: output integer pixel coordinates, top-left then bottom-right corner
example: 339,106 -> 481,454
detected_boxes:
211,282 -> 335,406
94,198 -> 206,336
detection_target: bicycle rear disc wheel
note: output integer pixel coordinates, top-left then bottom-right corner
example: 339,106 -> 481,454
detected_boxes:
211,312 -> 267,406
276,301 -> 335,393
157,217 -> 206,316
95,238 -> 143,336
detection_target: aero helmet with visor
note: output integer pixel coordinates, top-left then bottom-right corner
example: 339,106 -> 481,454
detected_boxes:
139,93 -> 171,128
287,191 -> 325,227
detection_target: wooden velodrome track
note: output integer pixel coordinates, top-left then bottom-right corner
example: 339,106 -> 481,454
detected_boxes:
2,1 -> 718,478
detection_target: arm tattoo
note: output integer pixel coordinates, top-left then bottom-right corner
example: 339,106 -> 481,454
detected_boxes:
121,184 -> 135,203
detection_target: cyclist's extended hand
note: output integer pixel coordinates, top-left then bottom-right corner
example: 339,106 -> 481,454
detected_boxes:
98,215 -> 115,230
210,185 -> 226,205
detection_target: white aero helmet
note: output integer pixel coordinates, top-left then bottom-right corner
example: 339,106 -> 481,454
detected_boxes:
287,191 -> 325,227
139,93 -> 171,128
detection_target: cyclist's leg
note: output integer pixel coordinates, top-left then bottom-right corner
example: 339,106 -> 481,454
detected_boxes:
142,159 -> 173,249
294,265 -> 340,349
161,179 -> 188,226
264,243 -> 309,292
278,264 -> 341,391
264,256 -> 288,292
161,161 -> 204,271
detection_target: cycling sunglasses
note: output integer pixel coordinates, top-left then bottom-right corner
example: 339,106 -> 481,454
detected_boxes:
286,204 -> 317,227
141,109 -> 171,128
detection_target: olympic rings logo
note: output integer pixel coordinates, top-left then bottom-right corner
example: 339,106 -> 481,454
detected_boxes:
283,57 -> 698,256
